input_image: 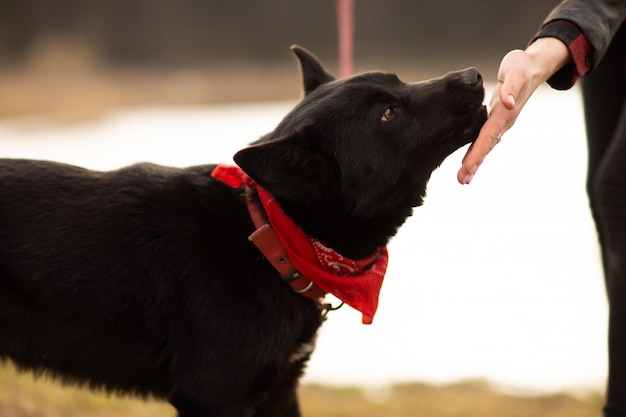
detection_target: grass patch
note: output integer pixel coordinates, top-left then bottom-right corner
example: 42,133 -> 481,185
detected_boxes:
0,366 -> 603,417
0,365 -> 174,417
301,381 -> 604,417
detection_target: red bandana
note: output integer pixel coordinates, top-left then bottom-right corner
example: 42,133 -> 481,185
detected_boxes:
211,165 -> 388,324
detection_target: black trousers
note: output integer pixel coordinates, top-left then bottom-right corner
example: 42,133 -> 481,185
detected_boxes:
581,23 -> 626,417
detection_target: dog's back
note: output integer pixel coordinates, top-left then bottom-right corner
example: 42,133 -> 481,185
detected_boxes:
0,159 -> 321,415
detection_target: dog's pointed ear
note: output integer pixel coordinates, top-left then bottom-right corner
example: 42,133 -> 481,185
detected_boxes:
233,132 -> 336,202
291,45 -> 335,96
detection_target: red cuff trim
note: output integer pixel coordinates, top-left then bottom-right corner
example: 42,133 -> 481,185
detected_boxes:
564,25 -> 592,78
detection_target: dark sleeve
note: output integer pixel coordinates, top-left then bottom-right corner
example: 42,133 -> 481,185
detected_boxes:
530,0 -> 626,90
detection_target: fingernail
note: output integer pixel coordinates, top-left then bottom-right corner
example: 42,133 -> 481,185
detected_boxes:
507,94 -> 515,107
463,165 -> 479,185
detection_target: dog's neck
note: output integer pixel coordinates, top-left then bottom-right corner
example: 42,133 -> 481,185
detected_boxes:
244,186 -> 326,300
211,165 -> 389,324
273,187 -> 416,261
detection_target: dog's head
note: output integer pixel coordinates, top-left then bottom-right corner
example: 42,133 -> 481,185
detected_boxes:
234,46 -> 487,257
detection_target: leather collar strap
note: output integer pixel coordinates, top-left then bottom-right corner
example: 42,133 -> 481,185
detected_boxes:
245,187 -> 326,299
209,164 -> 324,298
210,165 -> 388,324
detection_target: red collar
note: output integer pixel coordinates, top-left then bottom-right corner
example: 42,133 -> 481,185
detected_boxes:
211,165 -> 388,324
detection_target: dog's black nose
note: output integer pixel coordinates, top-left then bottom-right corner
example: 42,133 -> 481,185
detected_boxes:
461,67 -> 483,87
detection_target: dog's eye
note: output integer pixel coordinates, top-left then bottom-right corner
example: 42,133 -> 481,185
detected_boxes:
381,107 -> 396,122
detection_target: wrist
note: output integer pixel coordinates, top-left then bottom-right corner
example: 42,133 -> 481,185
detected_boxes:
525,37 -> 572,84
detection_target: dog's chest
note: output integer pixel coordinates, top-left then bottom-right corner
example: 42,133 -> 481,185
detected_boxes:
289,337 -> 317,364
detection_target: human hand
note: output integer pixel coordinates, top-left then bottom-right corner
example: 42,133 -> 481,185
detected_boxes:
457,49 -> 540,184
457,38 -> 571,184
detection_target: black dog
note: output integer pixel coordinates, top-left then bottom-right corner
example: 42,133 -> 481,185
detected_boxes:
0,46 -> 486,417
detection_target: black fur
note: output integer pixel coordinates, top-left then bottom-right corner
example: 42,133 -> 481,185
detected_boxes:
0,46 -> 486,417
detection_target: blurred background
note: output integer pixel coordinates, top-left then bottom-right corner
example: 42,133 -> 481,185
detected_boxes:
1,0 -> 559,119
0,1 -> 609,416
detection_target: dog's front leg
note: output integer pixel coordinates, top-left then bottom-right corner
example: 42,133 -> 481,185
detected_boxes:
170,396 -> 255,417
251,356 -> 309,417
252,387 -> 301,417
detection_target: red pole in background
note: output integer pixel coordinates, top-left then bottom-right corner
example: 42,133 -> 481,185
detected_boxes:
336,0 -> 354,77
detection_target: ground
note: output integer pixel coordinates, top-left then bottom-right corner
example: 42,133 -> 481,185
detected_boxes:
0,365 -> 604,417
